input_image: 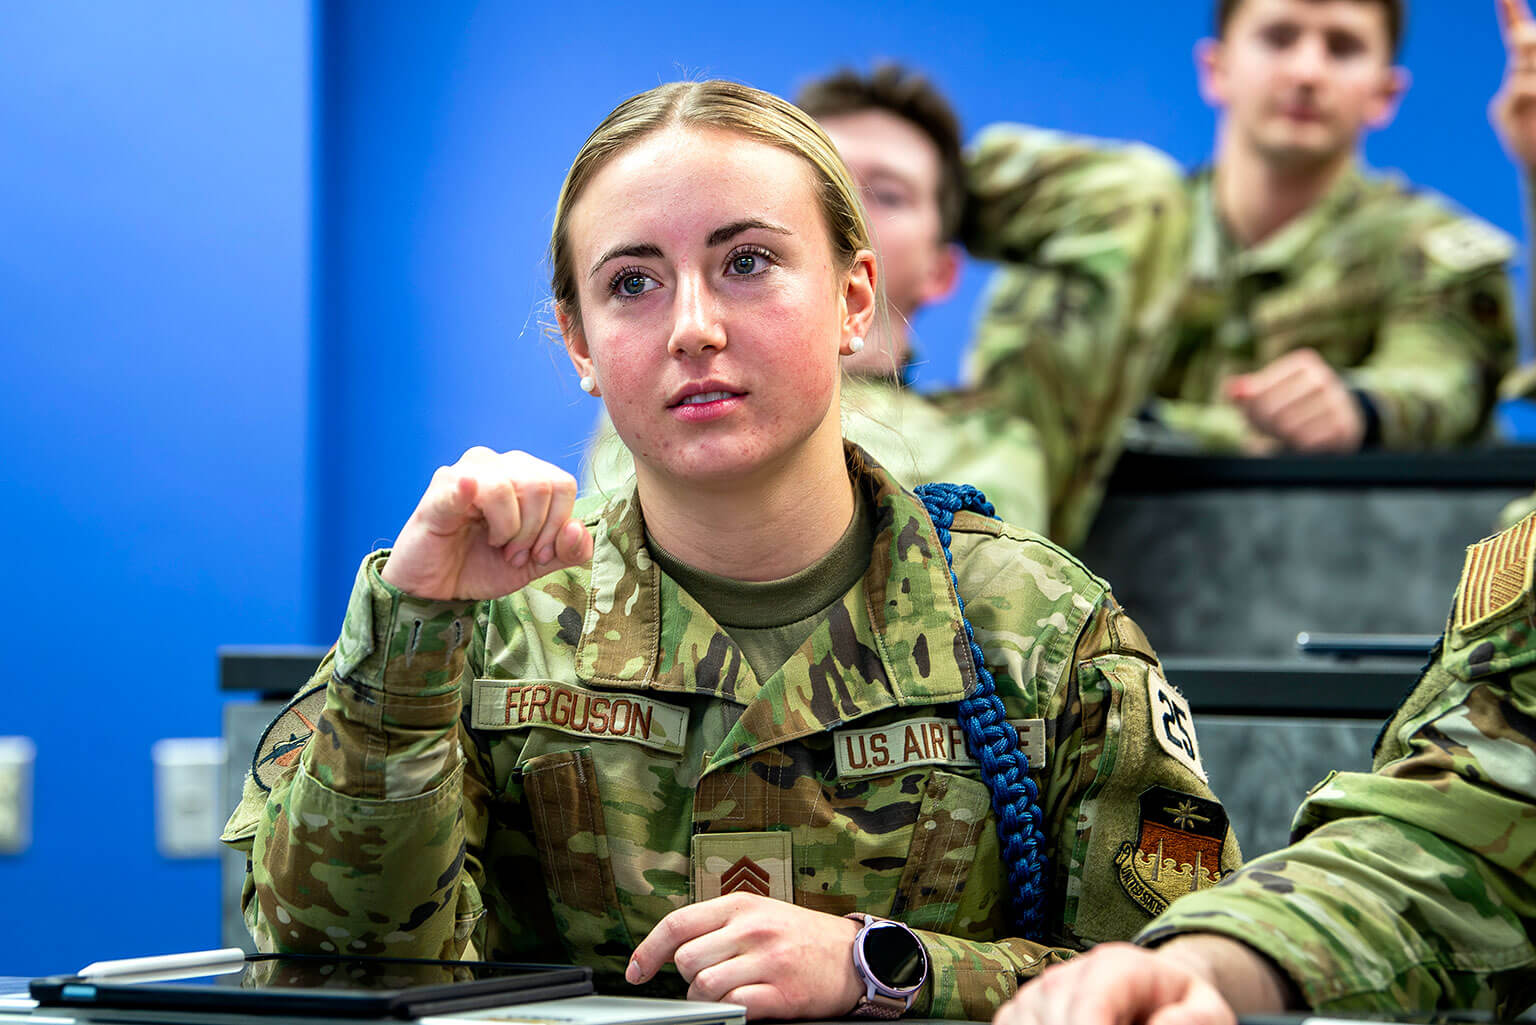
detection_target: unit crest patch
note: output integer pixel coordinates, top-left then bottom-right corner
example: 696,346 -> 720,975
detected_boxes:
1455,516 -> 1535,634
1113,785 -> 1229,916
252,683 -> 327,792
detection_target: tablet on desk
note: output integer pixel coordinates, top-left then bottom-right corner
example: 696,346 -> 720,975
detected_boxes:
31,953 -> 593,1019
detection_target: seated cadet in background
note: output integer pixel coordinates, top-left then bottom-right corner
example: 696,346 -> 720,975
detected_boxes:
588,65 -> 1193,546
586,65 -> 1051,531
992,508 -> 1536,1023
1144,0 -> 1517,454
952,121 -> 1191,549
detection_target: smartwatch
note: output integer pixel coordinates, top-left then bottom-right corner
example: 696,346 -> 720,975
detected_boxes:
846,913 -> 929,1019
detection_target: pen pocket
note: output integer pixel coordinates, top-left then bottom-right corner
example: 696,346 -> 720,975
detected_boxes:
521,747 -> 634,973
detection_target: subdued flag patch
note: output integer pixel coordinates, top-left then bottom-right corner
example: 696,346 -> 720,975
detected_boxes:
1113,785 -> 1229,916
692,831 -> 792,904
252,683 -> 327,792
1456,515 -> 1535,634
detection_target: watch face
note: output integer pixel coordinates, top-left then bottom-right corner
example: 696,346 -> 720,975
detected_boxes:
863,922 -> 926,992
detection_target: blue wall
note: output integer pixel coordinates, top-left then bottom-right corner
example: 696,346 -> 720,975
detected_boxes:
0,0 -> 1525,974
0,2 -> 311,972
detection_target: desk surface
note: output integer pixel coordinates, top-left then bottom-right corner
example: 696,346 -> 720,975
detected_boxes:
1107,445 -> 1536,492
1164,657 -> 1422,718
0,986 -> 972,1025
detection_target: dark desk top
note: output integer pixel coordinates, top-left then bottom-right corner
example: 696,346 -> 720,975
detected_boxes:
1108,445 -> 1536,493
1164,656 -> 1421,719
222,647 -> 1422,719
219,645 -> 327,695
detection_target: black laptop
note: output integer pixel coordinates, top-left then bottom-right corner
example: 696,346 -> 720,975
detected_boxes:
31,953 -> 592,1019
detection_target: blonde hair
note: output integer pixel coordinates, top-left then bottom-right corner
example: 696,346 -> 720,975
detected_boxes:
549,80 -> 874,330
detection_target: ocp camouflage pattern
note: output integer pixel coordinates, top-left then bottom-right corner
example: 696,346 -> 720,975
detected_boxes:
958,124 -> 1192,549
1140,511 -> 1536,1015
224,452 -> 1238,1021
1149,167 -> 1516,452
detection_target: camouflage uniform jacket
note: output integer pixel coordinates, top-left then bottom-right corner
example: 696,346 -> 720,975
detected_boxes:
1151,166 -> 1517,452
1141,513 -> 1536,1015
583,377 -> 1050,535
224,454 -> 1239,1021
960,124 -> 1192,550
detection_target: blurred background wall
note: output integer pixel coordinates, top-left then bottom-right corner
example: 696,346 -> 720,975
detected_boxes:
0,0 -> 1525,974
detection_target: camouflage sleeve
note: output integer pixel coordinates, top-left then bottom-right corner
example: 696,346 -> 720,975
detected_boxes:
1499,491 -> 1536,532
1138,399 -> 1255,454
913,591 -> 1242,1019
842,380 -> 1050,535
959,124 -> 1190,548
1139,522 -> 1536,1015
1345,219 -> 1517,447
244,552 -> 488,959
1050,598 -> 1242,945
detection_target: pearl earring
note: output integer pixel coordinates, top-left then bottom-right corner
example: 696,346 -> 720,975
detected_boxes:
579,375 -> 596,394
848,336 -> 865,354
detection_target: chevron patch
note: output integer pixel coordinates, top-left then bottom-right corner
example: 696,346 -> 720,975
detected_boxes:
721,856 -> 770,896
692,831 -> 792,904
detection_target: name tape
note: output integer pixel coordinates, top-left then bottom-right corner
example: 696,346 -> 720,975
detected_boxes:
472,680 -> 688,755
834,717 -> 1045,779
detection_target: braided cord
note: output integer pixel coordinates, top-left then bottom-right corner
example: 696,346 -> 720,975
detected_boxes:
913,482 -> 1047,938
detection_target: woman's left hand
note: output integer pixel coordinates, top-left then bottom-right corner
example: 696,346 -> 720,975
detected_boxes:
626,893 -> 865,1020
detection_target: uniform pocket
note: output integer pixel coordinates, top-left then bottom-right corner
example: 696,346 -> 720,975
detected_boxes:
521,747 -> 633,968
890,770 -> 995,931
1255,281 -> 1385,367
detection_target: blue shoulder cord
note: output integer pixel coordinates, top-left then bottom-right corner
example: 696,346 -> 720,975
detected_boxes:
912,482 -> 1047,939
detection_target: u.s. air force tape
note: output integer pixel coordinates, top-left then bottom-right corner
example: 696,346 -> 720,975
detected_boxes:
471,679 -> 689,755
833,717 -> 1045,779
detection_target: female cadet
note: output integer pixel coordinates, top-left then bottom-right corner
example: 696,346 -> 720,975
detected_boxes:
224,81 -> 1238,1022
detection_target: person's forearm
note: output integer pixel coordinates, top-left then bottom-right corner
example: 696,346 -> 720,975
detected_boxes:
915,931 -> 1077,1020
1156,935 -> 1301,1014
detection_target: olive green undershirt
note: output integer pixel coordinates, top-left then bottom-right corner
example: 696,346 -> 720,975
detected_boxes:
645,484 -> 874,686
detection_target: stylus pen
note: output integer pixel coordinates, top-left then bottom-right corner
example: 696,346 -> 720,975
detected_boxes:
77,948 -> 248,979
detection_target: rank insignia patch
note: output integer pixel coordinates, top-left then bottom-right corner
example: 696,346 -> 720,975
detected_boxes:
692,831 -> 792,904
1455,516 -> 1535,634
252,683 -> 327,792
1113,786 -> 1229,916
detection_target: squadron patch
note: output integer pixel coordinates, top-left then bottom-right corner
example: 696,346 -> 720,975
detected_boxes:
1113,785 -> 1229,916
692,831 -> 792,904
251,683 -> 327,792
1147,669 -> 1206,781
1455,516 -> 1536,634
1422,219 -> 1514,273
472,679 -> 688,755
833,717 -> 1046,780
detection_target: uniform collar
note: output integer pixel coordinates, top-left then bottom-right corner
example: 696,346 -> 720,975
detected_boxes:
573,446 -> 976,758
1188,162 -> 1367,281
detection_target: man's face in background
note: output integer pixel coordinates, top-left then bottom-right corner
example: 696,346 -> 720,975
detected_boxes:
820,108 -> 958,374
1200,0 -> 1404,171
